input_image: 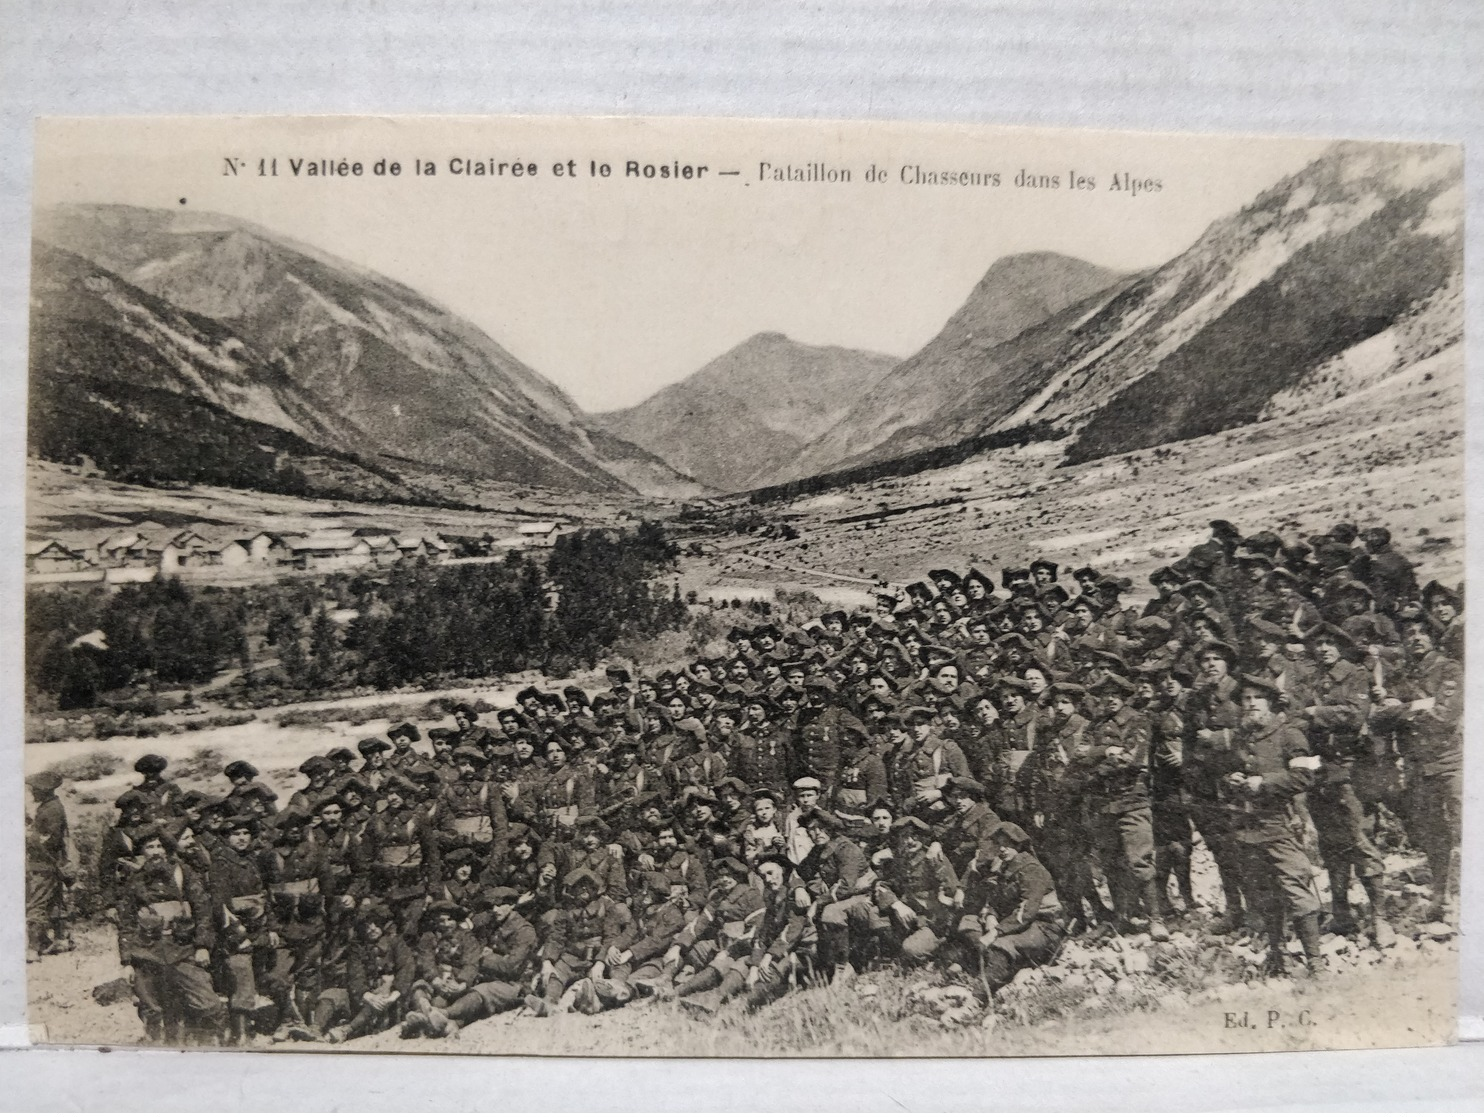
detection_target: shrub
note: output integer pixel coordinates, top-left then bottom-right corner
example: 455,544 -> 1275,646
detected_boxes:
40,749 -> 120,783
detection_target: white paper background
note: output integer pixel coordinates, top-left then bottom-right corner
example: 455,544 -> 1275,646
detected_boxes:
1,0 -> 1480,1108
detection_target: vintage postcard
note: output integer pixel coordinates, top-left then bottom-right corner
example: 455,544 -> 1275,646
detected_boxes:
22,115 -> 1463,1057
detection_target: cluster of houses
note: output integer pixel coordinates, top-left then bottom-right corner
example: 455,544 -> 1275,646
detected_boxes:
25,521 -> 568,585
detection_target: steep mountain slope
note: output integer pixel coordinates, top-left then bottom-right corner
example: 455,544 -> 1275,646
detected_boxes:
783,141 -> 1461,481
598,333 -> 899,492
31,204 -> 699,496
783,253 -> 1124,478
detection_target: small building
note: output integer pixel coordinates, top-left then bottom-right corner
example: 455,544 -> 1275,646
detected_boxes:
514,522 -> 562,548
285,534 -> 374,572
25,538 -> 90,575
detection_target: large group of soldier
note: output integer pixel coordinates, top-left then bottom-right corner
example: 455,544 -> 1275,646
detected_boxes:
25,518 -> 1464,1047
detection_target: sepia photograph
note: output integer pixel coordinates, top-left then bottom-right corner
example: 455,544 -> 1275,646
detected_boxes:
20,114 -> 1464,1059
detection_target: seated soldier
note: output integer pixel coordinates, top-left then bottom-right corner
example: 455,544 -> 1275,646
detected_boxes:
526,867 -> 638,1017
955,822 -> 1065,999
414,887 -> 538,1037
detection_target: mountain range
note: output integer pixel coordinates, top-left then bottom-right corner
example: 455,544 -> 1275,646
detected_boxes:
28,140 -> 1463,507
595,333 -> 900,492
29,205 -> 702,499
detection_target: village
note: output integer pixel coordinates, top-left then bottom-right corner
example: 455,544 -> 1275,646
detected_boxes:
24,519 -> 571,587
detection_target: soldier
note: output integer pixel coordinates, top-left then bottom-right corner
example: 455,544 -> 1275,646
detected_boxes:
1147,667 -> 1196,917
934,776 -> 1000,875
400,900 -> 483,1037
130,754 -> 181,820
98,790 -> 154,922
319,902 -> 416,1043
1371,620 -> 1463,923
792,677 -> 867,793
386,721 -> 424,771
956,822 -> 1065,998
433,745 -> 509,867
527,867 -> 638,1016
115,825 -> 224,1044
25,771 -> 76,961
207,814 -> 278,1046
1079,674 -> 1168,941
1183,639 -> 1249,933
887,707 -> 970,821
1295,625 -> 1393,946
867,815 -> 958,967
262,806 -> 330,1040
741,852 -> 818,1012
407,887 -> 538,1034
1224,674 -> 1326,977
364,772 -> 439,935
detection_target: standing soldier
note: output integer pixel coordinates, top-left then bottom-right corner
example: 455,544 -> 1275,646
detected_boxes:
1080,674 -> 1168,941
1371,620 -> 1463,924
1183,640 -> 1249,933
1224,675 -> 1326,976
1147,667 -> 1196,917
115,825 -> 224,1044
25,771 -> 76,961
208,814 -> 279,1046
1296,626 -> 1394,946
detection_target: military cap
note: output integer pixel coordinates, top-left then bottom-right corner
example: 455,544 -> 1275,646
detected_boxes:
1327,522 -> 1360,544
902,706 -> 937,724
945,775 -> 986,798
1185,543 -> 1223,568
874,592 -> 902,611
904,581 -> 936,602
1028,558 -> 1059,578
753,852 -> 795,877
1194,639 -> 1238,664
1088,672 -> 1135,695
751,787 -> 782,805
716,776 -> 751,797
879,711 -> 907,728
427,899 -> 467,921
928,568 -> 962,586
847,611 -> 876,629
563,867 -> 603,893
995,631 -> 1035,652
1329,577 -> 1374,599
325,748 -> 355,765
1096,576 -> 1133,596
1266,566 -> 1308,590
1039,585 -> 1072,606
752,624 -> 781,641
1421,580 -> 1462,608
452,702 -> 480,722
1242,530 -> 1284,555
984,820 -> 1031,848
134,753 -> 168,775
224,813 -> 261,834
802,675 -> 837,694
799,808 -> 843,833
485,886 -> 521,906
359,901 -> 395,926
1209,519 -> 1242,541
574,814 -> 609,835
29,770 -> 65,792
1072,565 -> 1101,582
712,856 -> 749,880
1304,623 -> 1359,656
891,815 -> 933,834
515,686 -> 543,706
357,736 -> 391,755
1134,616 -> 1172,634
298,755 -> 333,776
407,763 -> 443,785
223,759 -> 259,781
562,686 -> 590,708
314,791 -> 350,813
274,805 -> 313,830
133,821 -> 177,851
1178,580 -> 1219,600
605,663 -> 634,682
1047,681 -> 1088,699
426,727 -> 456,744
1238,673 -> 1287,701
451,744 -> 488,765
387,721 -> 421,742
177,789 -> 210,809
1000,567 -> 1031,588
443,847 -> 476,868
507,821 -> 535,845
994,676 -> 1032,695
1149,566 -> 1181,587
338,775 -> 373,797
791,775 -> 824,792
381,772 -> 418,796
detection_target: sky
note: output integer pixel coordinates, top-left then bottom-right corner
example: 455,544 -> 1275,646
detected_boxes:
33,116 -> 1333,412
